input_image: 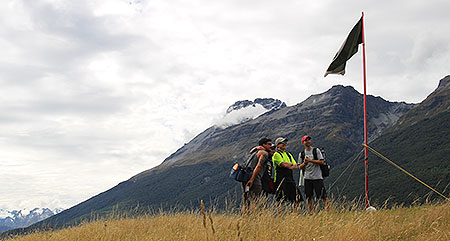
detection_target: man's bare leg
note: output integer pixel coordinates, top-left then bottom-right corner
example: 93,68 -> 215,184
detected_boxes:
307,198 -> 314,214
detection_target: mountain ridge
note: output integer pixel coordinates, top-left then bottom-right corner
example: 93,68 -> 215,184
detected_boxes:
9,78 -> 446,236
160,98 -> 287,167
0,208 -> 63,233
327,75 -> 450,204
226,98 -> 286,114
391,75 -> 450,130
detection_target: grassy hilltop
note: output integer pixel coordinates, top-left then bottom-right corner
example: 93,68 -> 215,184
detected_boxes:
6,201 -> 449,241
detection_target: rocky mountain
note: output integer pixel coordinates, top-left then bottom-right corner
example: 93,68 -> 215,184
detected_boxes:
157,85 -> 414,170
328,75 -> 450,205
390,75 -> 450,129
225,98 -> 286,114
161,98 -> 286,167
0,208 -> 63,233
215,98 -> 287,128
12,83 -> 419,233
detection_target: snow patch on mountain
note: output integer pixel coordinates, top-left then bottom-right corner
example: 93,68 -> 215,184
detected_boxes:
214,98 -> 286,128
215,103 -> 268,128
156,98 -> 286,167
0,209 -> 12,219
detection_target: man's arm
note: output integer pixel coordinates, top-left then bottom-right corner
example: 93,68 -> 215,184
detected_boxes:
297,152 -> 307,170
280,162 -> 299,170
306,148 -> 324,164
297,160 -> 307,169
304,157 -> 324,165
249,146 -> 264,154
274,152 -> 299,170
246,150 -> 268,187
280,153 -> 299,170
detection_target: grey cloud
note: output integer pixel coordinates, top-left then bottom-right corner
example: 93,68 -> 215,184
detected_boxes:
407,38 -> 449,72
0,87 -> 134,126
31,93 -> 131,115
0,64 -> 48,85
23,1 -> 135,51
1,0 -> 449,210
0,1 -> 153,81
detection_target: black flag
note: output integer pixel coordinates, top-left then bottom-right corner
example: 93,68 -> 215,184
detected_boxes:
324,17 -> 363,77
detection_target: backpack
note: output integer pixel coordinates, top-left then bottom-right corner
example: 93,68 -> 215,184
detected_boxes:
261,154 -> 275,194
300,147 -> 330,177
229,152 -> 257,183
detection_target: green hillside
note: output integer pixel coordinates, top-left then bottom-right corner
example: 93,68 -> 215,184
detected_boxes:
328,76 -> 450,206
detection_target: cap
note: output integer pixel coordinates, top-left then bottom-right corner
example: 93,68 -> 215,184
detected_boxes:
301,135 -> 311,143
275,137 -> 288,146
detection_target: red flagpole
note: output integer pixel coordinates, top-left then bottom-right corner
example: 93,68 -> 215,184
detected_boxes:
361,12 -> 369,208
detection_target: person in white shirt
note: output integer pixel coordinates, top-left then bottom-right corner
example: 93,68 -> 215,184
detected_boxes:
299,135 -> 330,214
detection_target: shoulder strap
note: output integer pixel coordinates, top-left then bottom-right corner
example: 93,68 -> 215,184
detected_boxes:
286,152 -> 293,162
312,148 -> 318,160
300,151 -> 305,161
277,151 -> 294,163
244,152 -> 257,168
276,150 -> 283,158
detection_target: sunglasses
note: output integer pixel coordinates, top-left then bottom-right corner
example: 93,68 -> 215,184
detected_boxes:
279,142 -> 287,145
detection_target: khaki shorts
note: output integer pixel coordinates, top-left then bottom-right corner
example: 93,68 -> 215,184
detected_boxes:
242,183 -> 263,206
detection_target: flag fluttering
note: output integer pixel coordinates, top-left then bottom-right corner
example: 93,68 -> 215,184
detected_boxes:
324,13 -> 370,208
324,17 -> 363,77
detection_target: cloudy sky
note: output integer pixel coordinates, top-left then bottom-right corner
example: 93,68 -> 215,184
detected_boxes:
1,0 -> 449,211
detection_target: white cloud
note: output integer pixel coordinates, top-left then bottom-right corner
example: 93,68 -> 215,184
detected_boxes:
0,0 -> 449,210
214,104 -> 269,128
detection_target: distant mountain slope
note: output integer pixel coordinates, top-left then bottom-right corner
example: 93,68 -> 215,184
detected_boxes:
15,84 -> 416,232
0,224 -> 11,233
328,75 -> 450,205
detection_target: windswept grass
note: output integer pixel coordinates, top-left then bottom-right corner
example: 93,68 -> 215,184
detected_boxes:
5,201 -> 449,241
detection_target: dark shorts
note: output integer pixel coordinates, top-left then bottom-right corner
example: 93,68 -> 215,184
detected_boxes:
304,179 -> 327,199
275,181 -> 303,203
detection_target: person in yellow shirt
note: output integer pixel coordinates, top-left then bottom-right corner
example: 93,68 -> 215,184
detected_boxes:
272,137 -> 305,210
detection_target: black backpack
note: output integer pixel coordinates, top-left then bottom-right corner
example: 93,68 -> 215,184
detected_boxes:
300,147 -> 330,177
261,154 -> 275,194
229,152 -> 257,183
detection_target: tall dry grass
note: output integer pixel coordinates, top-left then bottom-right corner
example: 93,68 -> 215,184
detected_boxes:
5,200 -> 449,241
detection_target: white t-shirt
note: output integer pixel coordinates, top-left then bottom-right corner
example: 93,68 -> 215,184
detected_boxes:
299,147 -> 324,180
